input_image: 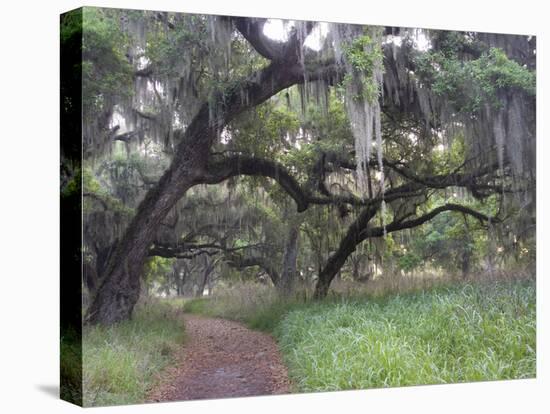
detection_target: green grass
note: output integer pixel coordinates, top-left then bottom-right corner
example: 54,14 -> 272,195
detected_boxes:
185,278 -> 536,392
277,280 -> 536,391
82,299 -> 185,407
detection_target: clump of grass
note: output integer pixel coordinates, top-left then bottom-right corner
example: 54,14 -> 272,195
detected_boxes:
82,299 -> 185,407
277,278 -> 536,391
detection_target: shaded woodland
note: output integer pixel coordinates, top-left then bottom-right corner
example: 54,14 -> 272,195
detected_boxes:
60,8 -> 536,326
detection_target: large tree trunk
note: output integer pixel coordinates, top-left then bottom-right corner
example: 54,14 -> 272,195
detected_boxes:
314,275 -> 332,300
314,238 -> 355,299
175,261 -> 188,296
85,165 -> 201,324
314,205 -> 379,299
278,222 -> 300,296
196,256 -> 215,297
85,106 -> 214,324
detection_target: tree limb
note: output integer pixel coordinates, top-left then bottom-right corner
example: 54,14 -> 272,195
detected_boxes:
224,252 -> 280,285
203,155 -> 310,212
314,202 -> 500,298
113,130 -> 142,143
232,17 -> 286,60
363,203 -> 500,239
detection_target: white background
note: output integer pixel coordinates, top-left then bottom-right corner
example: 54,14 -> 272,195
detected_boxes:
0,0 -> 548,412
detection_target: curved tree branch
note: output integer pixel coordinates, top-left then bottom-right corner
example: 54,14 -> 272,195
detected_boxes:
224,252 -> 280,285
203,153 -> 508,215
149,242 -> 225,258
314,202 -> 500,298
204,155 -> 310,212
232,17 -> 286,60
363,203 -> 500,239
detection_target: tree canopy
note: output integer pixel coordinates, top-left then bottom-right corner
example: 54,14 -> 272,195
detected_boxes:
60,7 -> 535,324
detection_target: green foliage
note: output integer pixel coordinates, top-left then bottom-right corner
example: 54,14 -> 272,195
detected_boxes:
82,166 -> 134,215
304,91 -> 353,142
60,9 -> 83,43
82,7 -> 133,116
384,191 -> 503,275
277,90 -> 354,193
341,33 -> 384,103
182,297 -> 210,314
61,167 -> 82,198
82,167 -> 100,193
146,13 -> 268,101
145,15 -> 206,78
433,31 -> 479,58
415,43 -> 535,113
431,136 -> 466,175
143,257 -> 175,290
229,101 -> 300,157
397,252 -> 423,273
343,35 -> 382,72
82,300 -> 185,406
472,48 -> 536,96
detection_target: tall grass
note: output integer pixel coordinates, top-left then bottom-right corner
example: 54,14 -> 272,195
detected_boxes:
277,279 -> 536,391
183,283 -> 305,332
82,299 -> 185,407
185,275 -> 536,392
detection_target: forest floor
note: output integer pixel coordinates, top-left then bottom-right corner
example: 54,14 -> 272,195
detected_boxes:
147,314 -> 291,402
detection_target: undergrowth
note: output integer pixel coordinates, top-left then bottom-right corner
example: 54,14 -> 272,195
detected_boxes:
82,298 -> 185,407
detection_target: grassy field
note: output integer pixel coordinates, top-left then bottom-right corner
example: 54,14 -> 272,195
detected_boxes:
185,276 -> 536,392
82,298 -> 185,407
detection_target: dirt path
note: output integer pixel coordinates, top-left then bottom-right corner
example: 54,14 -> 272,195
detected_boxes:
147,314 -> 291,402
